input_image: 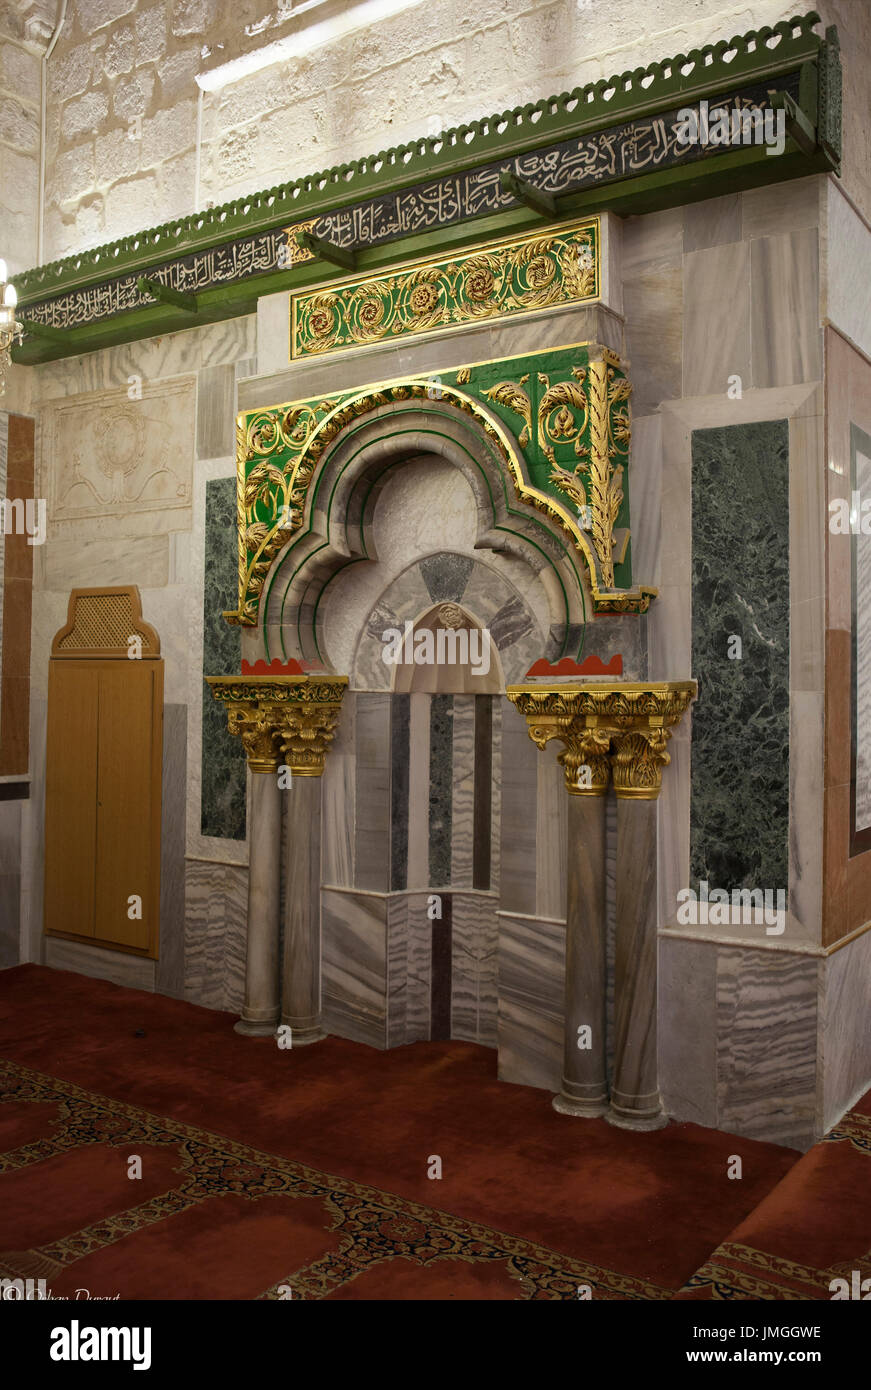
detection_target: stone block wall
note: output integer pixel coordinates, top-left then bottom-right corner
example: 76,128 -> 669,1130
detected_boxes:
0,10 -> 43,274
36,0 -> 820,263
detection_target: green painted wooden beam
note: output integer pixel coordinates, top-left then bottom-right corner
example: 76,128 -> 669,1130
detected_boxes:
11,13 -> 827,306
11,110 -> 832,367
136,277 -> 198,312
499,170 -> 558,218
296,231 -> 357,270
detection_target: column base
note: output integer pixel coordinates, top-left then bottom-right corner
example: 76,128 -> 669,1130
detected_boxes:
606,1094 -> 669,1132
279,1019 -> 326,1047
233,1016 -> 279,1038
552,1092 -> 609,1119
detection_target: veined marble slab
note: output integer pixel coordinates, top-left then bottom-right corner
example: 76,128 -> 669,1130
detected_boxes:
184,859 -> 248,1012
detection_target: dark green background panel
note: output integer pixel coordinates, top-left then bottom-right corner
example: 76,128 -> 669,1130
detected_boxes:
690,420 -> 790,894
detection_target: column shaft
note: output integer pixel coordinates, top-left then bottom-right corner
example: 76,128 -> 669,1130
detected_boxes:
610,796 -> 665,1129
281,774 -> 323,1043
235,770 -> 282,1036
553,791 -> 609,1116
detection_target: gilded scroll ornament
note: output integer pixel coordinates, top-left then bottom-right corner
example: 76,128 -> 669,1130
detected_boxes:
291,219 -> 598,358
226,344 -> 652,628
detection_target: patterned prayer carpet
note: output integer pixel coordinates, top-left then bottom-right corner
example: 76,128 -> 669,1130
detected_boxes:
676,1095 -> 871,1300
0,964 -> 820,1301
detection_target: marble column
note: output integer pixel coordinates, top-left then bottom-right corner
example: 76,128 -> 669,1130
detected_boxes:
553,729 -> 611,1117
228,706 -> 282,1037
506,681 -> 696,1129
608,728 -> 671,1131
275,682 -> 346,1045
208,674 -> 347,1042
281,776 -> 322,1042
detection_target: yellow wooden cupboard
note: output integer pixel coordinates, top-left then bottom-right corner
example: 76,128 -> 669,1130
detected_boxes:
44,587 -> 163,958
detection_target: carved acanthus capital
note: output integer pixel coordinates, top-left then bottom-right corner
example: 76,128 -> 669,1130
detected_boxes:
609,727 -> 672,800
506,680 -> 696,800
225,703 -> 282,773
273,701 -> 343,777
207,673 -> 348,776
528,719 -> 612,795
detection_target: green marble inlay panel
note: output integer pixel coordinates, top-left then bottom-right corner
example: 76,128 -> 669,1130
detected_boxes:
202,475 -> 247,840
690,421 -> 789,895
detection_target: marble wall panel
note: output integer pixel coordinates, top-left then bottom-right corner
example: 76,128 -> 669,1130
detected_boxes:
683,193 -> 740,253
451,890 -> 498,1046
321,888 -> 388,1048
184,859 -> 248,1012
156,703 -> 187,999
821,927 -> 871,1131
716,947 -> 818,1150
322,690 -> 356,888
0,800 -> 20,969
34,316 -> 256,403
44,938 -> 157,991
621,256 -> 682,416
825,182 -> 871,362
750,227 -> 821,389
499,698 -> 538,918
627,414 -> 662,590
428,694 -> 453,887
497,910 -> 565,1092
386,892 -> 408,1047
197,363 -> 236,460
403,890 -> 433,1042
354,693 -> 391,892
741,176 -> 821,241
683,241 -> 751,399
450,696 -> 475,888
489,697 -> 502,892
201,475 -> 246,841
658,933 -> 718,1127
38,534 -> 170,592
690,421 -> 790,899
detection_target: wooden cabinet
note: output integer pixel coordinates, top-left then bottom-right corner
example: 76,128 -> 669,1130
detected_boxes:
43,588 -> 163,958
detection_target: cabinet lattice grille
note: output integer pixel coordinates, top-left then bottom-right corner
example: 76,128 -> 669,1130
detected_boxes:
56,592 -> 155,654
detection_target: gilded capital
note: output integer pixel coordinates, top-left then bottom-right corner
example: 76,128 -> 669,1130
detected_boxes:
273,702 -> 343,776
528,719 -> 612,795
207,673 -> 349,776
506,681 -> 696,799
610,727 -> 672,800
225,703 -> 281,773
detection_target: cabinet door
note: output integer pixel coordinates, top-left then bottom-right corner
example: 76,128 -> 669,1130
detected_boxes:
94,662 -> 162,954
44,662 -> 99,940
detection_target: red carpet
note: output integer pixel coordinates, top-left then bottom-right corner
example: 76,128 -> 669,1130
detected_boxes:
677,1094 -> 871,1300
0,964 -> 808,1300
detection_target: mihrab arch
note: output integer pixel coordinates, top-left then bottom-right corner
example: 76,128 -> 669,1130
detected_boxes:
209,347 -> 695,1131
